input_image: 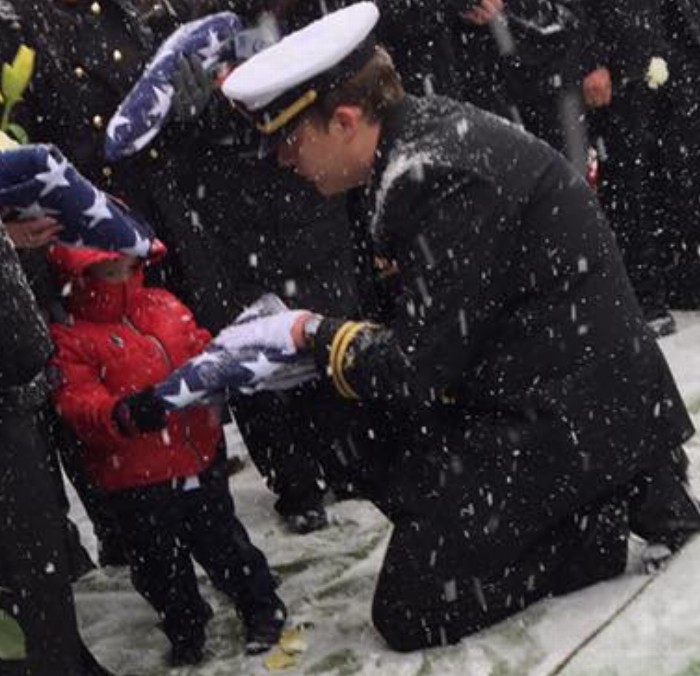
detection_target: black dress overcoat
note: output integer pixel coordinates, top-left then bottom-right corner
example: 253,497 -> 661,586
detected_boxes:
314,95 -> 693,573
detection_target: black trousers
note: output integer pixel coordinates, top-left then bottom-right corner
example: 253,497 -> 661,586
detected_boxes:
232,387 -> 328,517
374,448 -> 700,652
306,400 -> 700,652
653,56 -> 700,309
372,493 -> 629,651
593,63 -> 700,313
107,460 -> 279,649
628,446 -> 700,552
0,406 -> 84,674
591,84 -> 673,316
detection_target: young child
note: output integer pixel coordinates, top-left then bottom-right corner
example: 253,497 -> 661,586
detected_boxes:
47,244 -> 286,666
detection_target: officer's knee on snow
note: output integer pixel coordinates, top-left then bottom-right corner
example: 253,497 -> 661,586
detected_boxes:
371,600 -> 424,653
371,593 -> 469,652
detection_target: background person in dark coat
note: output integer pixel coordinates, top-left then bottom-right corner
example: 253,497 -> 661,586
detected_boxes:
452,0 -> 587,159
0,0 -> 232,330
0,218 -> 114,675
580,0 -> 700,328
652,0 -> 700,309
167,0 -> 363,531
359,0 -> 587,162
187,144 -> 360,529
0,0 -> 193,565
221,6 -> 700,651
4,215 -> 99,580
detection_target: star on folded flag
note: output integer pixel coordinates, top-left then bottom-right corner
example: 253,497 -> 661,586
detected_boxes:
240,352 -> 282,385
84,190 -> 112,229
0,144 -> 157,256
104,12 -> 243,161
161,378 -> 207,409
36,151 -> 70,197
148,85 -> 174,121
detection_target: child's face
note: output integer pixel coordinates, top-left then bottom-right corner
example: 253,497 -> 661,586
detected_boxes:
87,256 -> 140,283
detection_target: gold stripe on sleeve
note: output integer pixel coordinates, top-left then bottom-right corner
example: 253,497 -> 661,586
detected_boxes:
332,322 -> 368,400
328,322 -> 357,397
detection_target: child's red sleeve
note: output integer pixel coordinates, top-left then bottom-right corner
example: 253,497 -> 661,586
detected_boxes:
48,326 -> 122,443
192,325 -> 212,354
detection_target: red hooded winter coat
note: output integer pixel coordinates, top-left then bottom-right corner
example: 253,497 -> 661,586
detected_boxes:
48,246 -> 223,493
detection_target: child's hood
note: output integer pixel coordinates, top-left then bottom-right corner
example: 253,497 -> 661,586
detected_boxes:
47,243 -> 123,279
47,244 -> 143,323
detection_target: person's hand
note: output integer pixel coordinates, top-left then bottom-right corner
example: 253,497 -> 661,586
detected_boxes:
291,312 -> 314,350
214,309 -> 311,356
5,217 -> 63,249
112,388 -> 168,436
170,52 -> 216,123
582,67 -> 612,108
461,0 -> 504,26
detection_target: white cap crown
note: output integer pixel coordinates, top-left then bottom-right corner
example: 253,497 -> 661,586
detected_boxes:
222,2 -> 380,112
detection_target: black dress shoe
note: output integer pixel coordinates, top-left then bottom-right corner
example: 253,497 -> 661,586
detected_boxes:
630,457 -> 700,552
646,311 -> 676,338
243,597 -> 287,655
282,507 -> 328,535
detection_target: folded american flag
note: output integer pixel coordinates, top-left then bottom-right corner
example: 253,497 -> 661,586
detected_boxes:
153,294 -> 319,410
0,144 -> 155,256
105,12 -> 243,162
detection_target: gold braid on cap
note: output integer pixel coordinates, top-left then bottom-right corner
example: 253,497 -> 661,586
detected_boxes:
257,89 -> 318,136
329,321 -> 371,400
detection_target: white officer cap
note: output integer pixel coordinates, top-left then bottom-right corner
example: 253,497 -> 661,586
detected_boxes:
222,2 -> 380,141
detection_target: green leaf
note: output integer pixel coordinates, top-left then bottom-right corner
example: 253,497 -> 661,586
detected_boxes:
0,608 -> 27,661
5,122 -> 29,145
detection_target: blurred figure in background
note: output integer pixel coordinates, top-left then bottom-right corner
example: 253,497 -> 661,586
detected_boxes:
581,0 -> 700,333
170,0 -> 362,532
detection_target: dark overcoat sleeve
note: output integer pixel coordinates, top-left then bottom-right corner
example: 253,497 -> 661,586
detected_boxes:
0,222 -> 52,390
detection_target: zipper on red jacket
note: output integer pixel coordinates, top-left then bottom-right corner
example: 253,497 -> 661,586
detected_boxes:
121,316 -> 207,470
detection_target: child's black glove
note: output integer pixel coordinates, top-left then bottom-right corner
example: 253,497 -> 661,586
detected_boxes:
112,388 -> 168,436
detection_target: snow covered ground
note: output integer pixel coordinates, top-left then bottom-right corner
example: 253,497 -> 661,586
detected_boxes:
71,312 -> 700,676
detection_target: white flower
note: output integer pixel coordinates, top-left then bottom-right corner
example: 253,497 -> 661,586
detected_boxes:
646,56 -> 669,89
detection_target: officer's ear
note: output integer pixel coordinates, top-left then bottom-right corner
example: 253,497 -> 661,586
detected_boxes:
329,105 -> 364,142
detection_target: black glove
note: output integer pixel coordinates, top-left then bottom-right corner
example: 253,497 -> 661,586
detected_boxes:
112,388 -> 168,436
170,52 -> 216,124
